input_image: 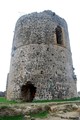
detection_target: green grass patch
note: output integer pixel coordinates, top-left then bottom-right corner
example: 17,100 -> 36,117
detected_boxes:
33,97 -> 80,103
30,111 -> 48,119
0,97 -> 8,102
0,105 -> 9,109
0,97 -> 80,104
0,115 -> 23,120
0,97 -> 17,104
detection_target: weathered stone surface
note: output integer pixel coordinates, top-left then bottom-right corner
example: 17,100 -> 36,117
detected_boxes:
24,115 -> 31,120
6,10 -> 77,101
72,104 -> 78,110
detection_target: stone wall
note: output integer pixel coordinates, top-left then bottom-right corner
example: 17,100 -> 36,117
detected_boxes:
6,10 -> 77,100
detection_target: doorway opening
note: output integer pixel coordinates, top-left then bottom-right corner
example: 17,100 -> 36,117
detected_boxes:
21,81 -> 36,102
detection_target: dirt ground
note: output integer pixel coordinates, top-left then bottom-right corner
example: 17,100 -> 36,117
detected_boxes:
31,101 -> 80,120
0,101 -> 80,120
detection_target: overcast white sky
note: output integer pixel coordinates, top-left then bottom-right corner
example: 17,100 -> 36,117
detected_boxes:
0,0 -> 80,92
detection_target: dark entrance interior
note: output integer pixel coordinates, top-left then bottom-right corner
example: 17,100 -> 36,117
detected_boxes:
56,25 -> 63,45
21,81 -> 36,102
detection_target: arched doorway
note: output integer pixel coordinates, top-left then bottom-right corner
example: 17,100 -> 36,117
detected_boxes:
21,81 -> 36,102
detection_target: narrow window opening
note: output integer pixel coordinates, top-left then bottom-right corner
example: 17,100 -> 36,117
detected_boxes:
56,26 -> 63,45
41,70 -> 43,74
47,47 -> 49,51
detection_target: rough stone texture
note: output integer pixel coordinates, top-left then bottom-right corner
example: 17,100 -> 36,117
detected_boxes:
6,10 -> 77,100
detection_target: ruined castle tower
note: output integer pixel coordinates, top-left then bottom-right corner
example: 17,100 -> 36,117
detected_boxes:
6,10 -> 77,101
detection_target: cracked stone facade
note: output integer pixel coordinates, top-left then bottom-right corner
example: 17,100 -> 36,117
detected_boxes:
6,10 -> 77,100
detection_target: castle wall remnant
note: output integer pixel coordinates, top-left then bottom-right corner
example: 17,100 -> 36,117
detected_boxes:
6,10 -> 77,101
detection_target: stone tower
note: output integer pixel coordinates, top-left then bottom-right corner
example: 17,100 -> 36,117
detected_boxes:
6,10 -> 77,101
